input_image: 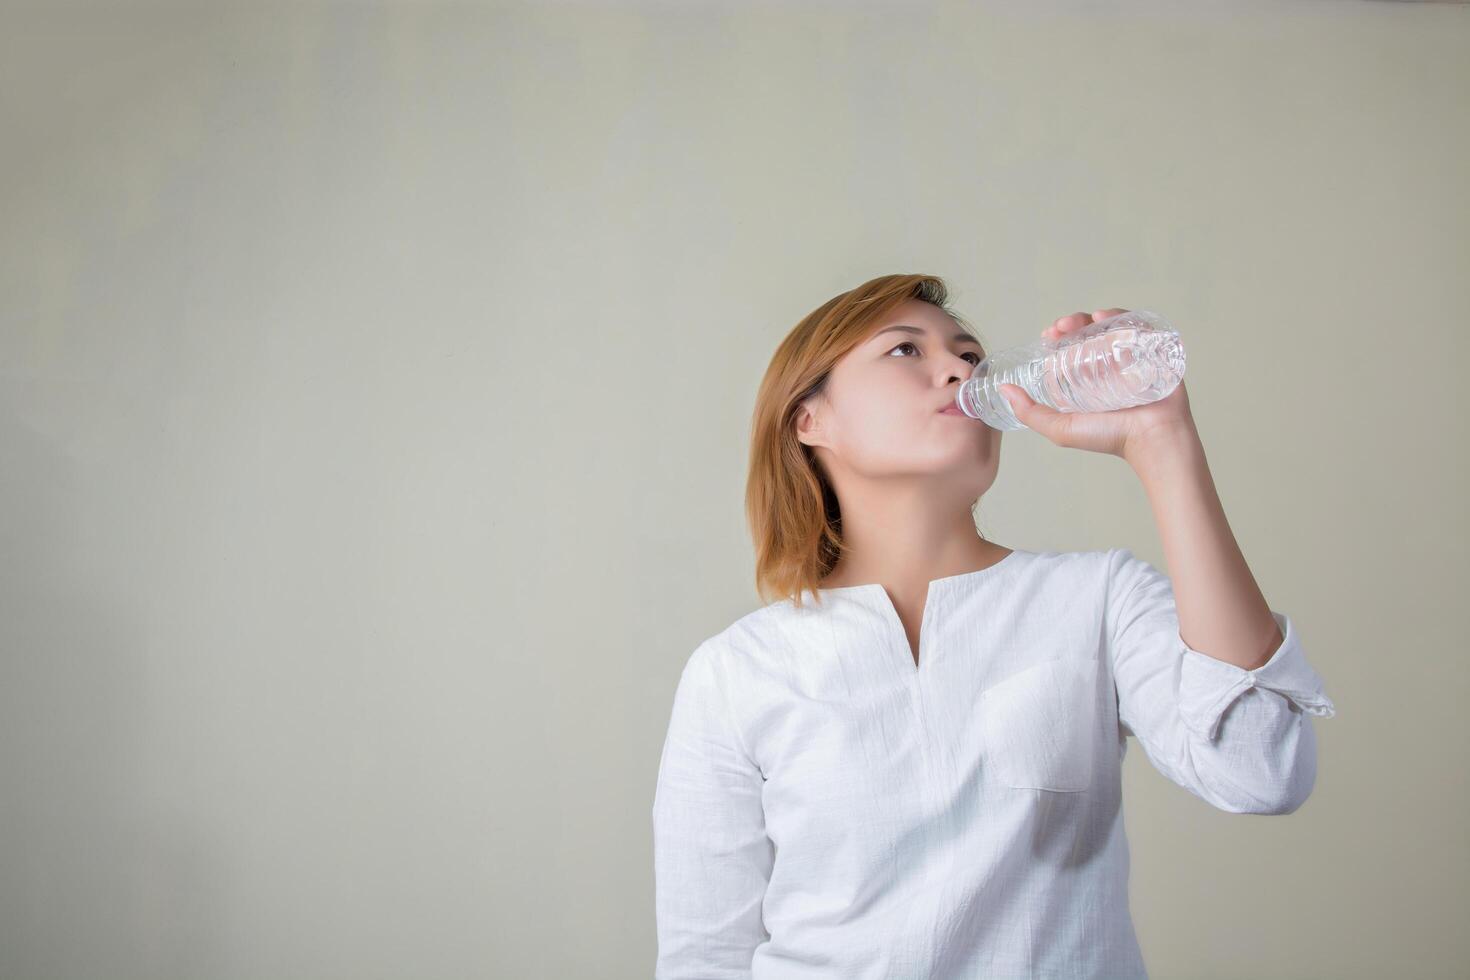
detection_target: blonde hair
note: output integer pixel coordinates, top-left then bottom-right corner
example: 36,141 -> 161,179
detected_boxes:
745,274 -> 986,609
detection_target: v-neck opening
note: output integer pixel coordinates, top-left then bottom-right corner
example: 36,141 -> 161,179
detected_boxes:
882,580 -> 940,673
817,549 -> 1025,673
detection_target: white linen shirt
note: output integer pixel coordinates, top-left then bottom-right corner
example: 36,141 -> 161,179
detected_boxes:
651,547 -> 1337,979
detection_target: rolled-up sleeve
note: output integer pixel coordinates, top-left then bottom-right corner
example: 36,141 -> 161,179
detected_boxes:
1104,548 -> 1338,815
652,638 -> 773,978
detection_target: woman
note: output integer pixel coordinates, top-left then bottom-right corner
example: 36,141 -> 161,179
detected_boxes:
651,274 -> 1336,979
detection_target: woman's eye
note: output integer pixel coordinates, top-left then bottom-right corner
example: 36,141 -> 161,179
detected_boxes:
888,342 -> 982,365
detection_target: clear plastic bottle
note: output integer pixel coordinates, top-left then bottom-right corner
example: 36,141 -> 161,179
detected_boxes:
955,309 -> 1186,431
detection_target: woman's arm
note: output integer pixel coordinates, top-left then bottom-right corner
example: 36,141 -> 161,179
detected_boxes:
1106,422 -> 1337,814
1122,421 -> 1281,671
1004,308 -> 1337,814
652,639 -> 773,977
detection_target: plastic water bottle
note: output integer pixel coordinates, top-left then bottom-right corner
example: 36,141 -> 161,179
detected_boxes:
955,310 -> 1186,431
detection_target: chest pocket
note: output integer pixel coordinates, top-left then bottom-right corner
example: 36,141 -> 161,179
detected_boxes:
980,656 -> 1100,793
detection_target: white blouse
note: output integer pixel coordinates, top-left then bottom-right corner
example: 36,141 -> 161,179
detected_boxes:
651,547 -> 1337,979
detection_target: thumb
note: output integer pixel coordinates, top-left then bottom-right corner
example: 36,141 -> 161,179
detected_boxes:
1002,384 -> 1061,434
1001,383 -> 1036,417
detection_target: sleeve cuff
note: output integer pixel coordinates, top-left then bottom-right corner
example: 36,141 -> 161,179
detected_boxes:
1178,610 -> 1338,741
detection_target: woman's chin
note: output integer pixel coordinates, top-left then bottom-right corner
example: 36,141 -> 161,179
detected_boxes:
916,442 -> 996,472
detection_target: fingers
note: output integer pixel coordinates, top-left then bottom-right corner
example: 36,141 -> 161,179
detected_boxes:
1000,384 -> 1032,416
1042,311 -> 1091,341
1042,308 -> 1130,341
1001,383 -> 1065,443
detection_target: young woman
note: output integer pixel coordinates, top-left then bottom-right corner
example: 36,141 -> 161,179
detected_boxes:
651,274 -> 1336,979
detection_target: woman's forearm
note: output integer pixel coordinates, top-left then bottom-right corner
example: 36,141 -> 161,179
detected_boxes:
1125,423 -> 1284,671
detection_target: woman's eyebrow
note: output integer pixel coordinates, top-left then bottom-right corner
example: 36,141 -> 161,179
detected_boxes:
870,324 -> 983,347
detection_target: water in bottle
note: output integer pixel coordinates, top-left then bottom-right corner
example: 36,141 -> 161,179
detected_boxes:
955,310 -> 1186,431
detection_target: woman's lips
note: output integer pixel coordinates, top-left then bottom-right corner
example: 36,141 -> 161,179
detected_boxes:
939,403 -> 966,416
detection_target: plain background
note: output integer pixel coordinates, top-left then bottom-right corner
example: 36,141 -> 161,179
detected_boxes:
2,0 -> 1466,977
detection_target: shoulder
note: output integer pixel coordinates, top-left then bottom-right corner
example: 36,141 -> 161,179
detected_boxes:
1101,545 -> 1169,587
701,602 -> 799,669
675,595 -> 835,695
1031,545 -> 1156,575
672,604 -> 781,677
1007,548 -> 1166,606
1004,546 -> 1118,583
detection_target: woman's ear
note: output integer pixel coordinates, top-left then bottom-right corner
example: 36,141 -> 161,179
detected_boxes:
794,398 -> 826,449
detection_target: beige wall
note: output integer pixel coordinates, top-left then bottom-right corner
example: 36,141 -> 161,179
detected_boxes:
2,1 -> 1466,976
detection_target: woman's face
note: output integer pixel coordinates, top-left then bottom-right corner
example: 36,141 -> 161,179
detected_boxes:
796,299 -> 1002,491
